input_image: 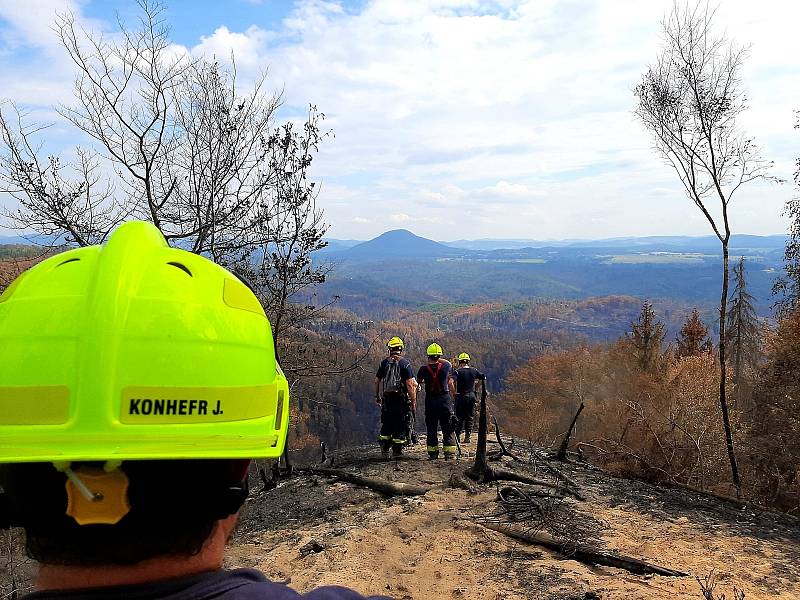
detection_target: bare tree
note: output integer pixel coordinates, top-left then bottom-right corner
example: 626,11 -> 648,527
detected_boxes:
634,2 -> 776,493
0,0 -> 330,338
0,106 -> 124,246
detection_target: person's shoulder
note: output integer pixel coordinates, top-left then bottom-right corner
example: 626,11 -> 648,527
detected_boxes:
20,570 -> 391,600
199,570 -> 392,599
298,586 -> 393,599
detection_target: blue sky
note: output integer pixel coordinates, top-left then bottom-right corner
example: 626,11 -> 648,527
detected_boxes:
0,0 -> 798,241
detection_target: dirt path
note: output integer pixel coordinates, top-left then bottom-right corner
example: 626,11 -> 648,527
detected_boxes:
230,444 -> 800,599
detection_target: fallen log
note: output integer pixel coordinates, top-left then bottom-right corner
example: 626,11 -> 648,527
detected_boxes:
302,467 -> 431,497
480,522 -> 688,577
489,468 -> 586,501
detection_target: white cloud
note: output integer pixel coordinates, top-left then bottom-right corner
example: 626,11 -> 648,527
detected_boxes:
2,0 -> 798,241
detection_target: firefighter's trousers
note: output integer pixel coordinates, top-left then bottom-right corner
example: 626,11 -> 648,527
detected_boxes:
425,393 -> 456,458
379,392 -> 409,455
454,392 -> 477,436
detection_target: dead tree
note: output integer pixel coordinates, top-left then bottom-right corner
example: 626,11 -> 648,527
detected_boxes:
557,402 -> 584,461
634,3 -> 777,494
466,382 -> 584,500
0,1 -> 331,348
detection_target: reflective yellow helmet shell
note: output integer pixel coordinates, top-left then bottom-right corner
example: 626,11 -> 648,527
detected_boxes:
458,352 -> 470,362
0,221 -> 289,463
426,343 -> 443,356
386,336 -> 404,349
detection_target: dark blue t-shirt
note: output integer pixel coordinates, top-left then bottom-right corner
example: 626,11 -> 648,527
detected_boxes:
453,366 -> 486,395
416,360 -> 452,397
23,568 -> 393,600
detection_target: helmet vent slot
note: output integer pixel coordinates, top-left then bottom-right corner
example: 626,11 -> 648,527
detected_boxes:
57,258 -> 80,267
167,262 -> 192,277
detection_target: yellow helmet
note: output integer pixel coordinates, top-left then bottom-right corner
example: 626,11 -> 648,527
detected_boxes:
458,352 -> 471,362
0,221 -> 290,464
386,336 -> 404,350
426,342 -> 443,357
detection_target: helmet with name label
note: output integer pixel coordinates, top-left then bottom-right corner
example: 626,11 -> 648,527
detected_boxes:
0,221 -> 290,465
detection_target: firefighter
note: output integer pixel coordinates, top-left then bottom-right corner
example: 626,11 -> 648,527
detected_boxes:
374,337 -> 417,457
0,221 -> 389,600
416,343 -> 457,459
452,352 -> 486,443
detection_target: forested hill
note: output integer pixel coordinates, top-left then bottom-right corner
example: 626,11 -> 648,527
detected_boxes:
316,231 -> 784,318
327,229 -> 466,259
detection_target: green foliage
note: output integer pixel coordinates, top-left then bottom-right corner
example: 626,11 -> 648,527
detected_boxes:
628,300 -> 666,371
726,257 -> 763,402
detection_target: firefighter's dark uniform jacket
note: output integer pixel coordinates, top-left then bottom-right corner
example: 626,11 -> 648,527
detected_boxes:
416,360 -> 456,457
453,365 -> 485,436
376,356 -> 414,451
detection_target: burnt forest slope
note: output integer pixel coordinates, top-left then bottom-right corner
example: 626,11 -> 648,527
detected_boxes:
231,442 -> 800,600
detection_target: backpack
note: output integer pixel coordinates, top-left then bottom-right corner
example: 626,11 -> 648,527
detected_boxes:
381,358 -> 405,395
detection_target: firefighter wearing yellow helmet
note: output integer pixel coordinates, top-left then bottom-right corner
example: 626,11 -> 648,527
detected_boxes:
453,352 -> 486,444
415,343 -> 457,459
374,336 -> 417,458
0,221 -> 387,599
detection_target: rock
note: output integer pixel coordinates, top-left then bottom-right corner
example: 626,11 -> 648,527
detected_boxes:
299,539 -> 325,557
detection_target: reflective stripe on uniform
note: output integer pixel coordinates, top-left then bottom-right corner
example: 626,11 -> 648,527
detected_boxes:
426,445 -> 439,452
392,438 -> 406,444
443,445 -> 457,453
379,435 -> 391,441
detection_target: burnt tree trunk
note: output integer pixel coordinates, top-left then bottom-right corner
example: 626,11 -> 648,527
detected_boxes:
465,382 -> 584,500
557,402 -> 585,461
718,241 -> 741,494
465,380 -> 491,481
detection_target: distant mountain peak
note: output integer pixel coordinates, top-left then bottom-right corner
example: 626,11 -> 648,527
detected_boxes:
337,229 -> 465,260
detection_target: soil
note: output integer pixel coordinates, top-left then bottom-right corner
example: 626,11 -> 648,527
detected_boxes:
2,441 -> 798,599
228,443 -> 800,600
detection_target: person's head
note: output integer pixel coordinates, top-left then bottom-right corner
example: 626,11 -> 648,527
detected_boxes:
0,221 -> 290,568
458,352 -> 471,366
426,342 -> 443,363
0,459 -> 249,565
386,336 -> 404,357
